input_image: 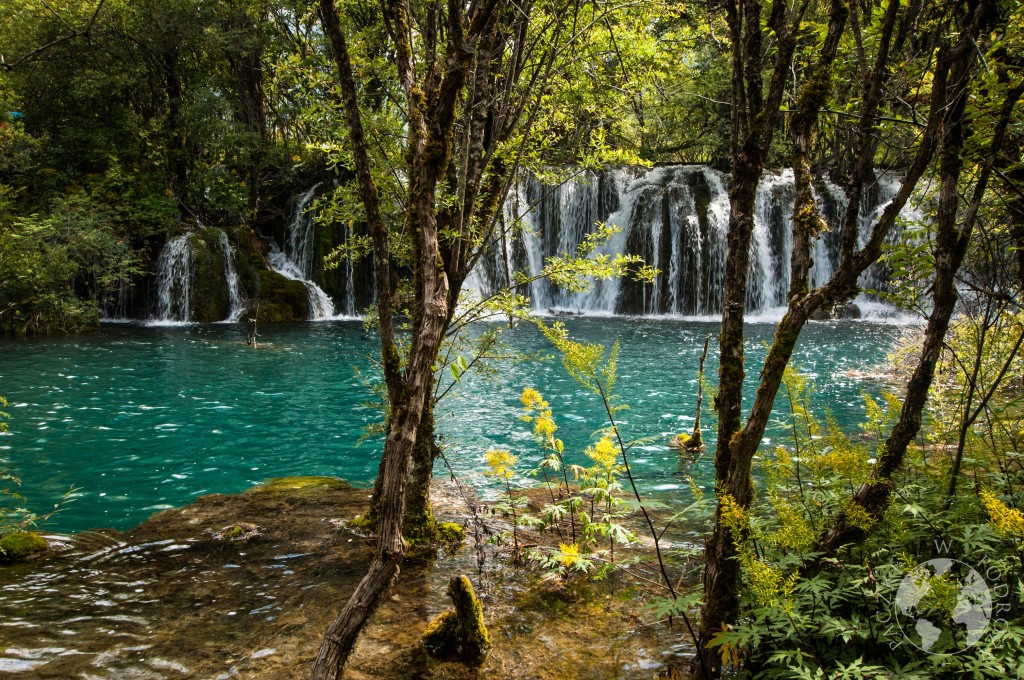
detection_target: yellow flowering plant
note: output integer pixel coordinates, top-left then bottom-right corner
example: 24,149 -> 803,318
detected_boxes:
483,448 -> 531,559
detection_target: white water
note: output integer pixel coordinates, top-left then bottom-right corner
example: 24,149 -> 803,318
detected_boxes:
153,235 -> 193,323
152,228 -> 247,324
467,165 -> 922,319
147,166 -> 924,324
215,229 -> 246,322
268,186 -> 338,320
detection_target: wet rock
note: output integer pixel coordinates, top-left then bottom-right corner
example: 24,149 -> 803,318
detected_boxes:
839,302 -> 862,319
0,531 -> 47,563
668,432 -> 704,453
190,227 -> 232,322
214,522 -> 262,542
0,476 -> 689,679
810,302 -> 863,321
252,270 -> 310,321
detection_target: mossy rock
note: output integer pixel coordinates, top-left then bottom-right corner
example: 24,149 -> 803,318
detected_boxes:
190,227 -> 232,322
0,531 -> 47,564
437,522 -> 467,551
246,476 -> 351,495
669,431 -> 704,453
347,512 -> 375,532
423,611 -> 462,659
668,432 -> 691,449
422,575 -> 490,666
213,522 -> 262,542
252,270 -> 310,321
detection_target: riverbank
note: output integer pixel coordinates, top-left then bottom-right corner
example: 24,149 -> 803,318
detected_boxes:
0,476 -> 689,678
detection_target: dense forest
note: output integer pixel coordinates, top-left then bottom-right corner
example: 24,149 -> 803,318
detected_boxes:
2,0 -> 1024,678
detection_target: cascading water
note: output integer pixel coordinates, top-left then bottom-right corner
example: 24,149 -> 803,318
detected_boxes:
215,229 -> 246,322
152,228 -> 247,323
149,167 -> 919,324
269,186 -> 337,320
154,234 -> 193,322
468,165 -> 919,318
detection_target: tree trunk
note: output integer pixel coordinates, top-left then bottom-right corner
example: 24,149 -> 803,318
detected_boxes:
405,396 -> 441,540
690,1 -> 821,674
822,46 -> 1016,552
311,0 -> 500,673
312,355 -> 443,678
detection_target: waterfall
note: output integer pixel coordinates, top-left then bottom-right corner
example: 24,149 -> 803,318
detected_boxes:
341,220 -> 357,317
215,229 -> 246,322
465,165 -> 915,318
152,228 -> 247,324
146,167 -> 917,324
154,235 -> 193,322
269,186 -> 337,320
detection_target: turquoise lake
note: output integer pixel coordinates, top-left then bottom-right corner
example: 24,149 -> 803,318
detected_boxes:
0,318 -> 904,532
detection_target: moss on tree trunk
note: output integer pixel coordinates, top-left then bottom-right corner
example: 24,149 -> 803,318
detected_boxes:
422,575 -> 491,666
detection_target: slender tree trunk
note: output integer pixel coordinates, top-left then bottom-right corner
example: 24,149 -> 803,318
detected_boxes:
821,15 -> 1008,552
691,1 -> 827,674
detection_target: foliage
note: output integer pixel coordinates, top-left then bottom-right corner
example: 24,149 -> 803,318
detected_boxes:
703,363 -> 1024,677
0,193 -> 143,333
482,379 -> 643,576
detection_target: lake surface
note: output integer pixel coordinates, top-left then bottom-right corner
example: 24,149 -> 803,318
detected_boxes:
0,318 -> 904,532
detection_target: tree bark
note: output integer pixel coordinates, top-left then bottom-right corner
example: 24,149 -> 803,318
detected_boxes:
405,397 -> 442,540
822,48 -> 1016,552
691,0 -> 811,675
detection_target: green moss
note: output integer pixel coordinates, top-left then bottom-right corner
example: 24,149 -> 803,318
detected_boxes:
0,531 -> 47,563
247,476 -> 351,494
437,522 -> 466,551
669,432 -> 691,449
253,270 -> 310,321
213,522 -> 261,541
422,610 -> 461,659
422,575 -> 491,666
347,512 -> 375,532
404,503 -> 439,545
190,227 -> 231,322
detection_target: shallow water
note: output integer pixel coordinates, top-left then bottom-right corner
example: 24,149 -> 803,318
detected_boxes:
0,318 -> 902,532
0,478 -> 695,678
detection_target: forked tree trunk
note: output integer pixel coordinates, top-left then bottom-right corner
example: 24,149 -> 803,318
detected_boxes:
695,4 -> 996,671
690,0 -> 816,674
312,0 -> 501,674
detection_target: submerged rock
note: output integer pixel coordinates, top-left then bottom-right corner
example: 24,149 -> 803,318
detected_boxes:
0,476 -> 689,678
0,530 -> 47,564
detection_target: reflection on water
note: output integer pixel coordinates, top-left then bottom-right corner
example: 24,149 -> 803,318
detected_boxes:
0,318 -> 902,532
0,479 -> 692,678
